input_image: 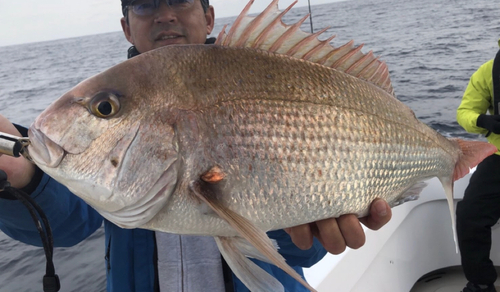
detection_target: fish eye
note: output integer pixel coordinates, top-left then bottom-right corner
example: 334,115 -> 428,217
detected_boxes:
89,91 -> 121,118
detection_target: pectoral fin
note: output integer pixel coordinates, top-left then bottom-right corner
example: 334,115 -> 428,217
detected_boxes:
189,179 -> 316,292
223,236 -> 279,264
216,236 -> 284,292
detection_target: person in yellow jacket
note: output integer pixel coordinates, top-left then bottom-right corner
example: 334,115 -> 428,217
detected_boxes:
456,39 -> 500,292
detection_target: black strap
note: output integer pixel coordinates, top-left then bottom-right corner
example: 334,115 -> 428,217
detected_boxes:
0,165 -> 43,200
0,170 -> 60,292
493,49 -> 500,114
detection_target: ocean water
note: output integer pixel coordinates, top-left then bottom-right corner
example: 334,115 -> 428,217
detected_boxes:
0,0 -> 498,291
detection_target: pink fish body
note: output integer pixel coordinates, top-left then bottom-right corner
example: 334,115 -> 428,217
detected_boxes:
26,1 -> 497,291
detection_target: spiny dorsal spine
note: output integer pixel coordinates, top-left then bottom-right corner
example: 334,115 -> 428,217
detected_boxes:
215,0 -> 395,96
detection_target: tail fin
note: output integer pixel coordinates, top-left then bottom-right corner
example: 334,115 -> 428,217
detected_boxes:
442,138 -> 497,252
452,139 -> 497,181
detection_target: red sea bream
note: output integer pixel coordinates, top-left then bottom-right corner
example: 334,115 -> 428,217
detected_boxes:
26,1 -> 497,291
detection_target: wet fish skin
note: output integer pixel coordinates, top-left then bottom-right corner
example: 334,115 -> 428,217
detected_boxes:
25,0 -> 498,290
135,45 -> 461,234
27,45 -> 495,292
29,54 -> 182,220
30,44 -> 464,234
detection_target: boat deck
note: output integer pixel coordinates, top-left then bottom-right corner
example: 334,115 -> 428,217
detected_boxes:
411,266 -> 500,292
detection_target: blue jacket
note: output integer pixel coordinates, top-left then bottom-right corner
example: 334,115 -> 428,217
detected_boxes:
0,171 -> 327,291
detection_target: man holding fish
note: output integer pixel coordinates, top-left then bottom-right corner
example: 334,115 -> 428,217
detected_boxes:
0,0 -> 393,291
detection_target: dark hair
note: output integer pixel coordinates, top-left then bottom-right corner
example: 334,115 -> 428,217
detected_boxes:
200,0 -> 209,12
122,0 -> 210,16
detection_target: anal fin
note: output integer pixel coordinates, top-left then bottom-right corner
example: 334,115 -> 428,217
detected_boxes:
216,236 -> 284,292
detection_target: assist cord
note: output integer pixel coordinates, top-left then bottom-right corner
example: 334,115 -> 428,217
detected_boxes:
0,170 -> 60,292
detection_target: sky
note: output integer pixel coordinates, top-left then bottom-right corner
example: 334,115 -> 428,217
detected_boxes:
0,0 -> 343,47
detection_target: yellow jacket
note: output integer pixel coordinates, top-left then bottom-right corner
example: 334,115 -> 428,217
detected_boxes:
457,40 -> 500,153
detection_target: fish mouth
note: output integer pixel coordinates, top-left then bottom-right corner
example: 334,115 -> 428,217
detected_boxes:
27,127 -> 65,168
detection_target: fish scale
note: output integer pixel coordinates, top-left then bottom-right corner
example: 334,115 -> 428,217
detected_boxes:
25,1 -> 498,290
173,63 -> 449,225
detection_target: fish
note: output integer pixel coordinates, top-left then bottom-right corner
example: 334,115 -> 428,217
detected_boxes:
26,0 -> 497,291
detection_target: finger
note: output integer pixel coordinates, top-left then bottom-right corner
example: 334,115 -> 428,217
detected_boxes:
359,198 -> 392,230
287,223 -> 313,250
314,218 -> 346,254
337,214 -> 365,249
0,115 -> 21,136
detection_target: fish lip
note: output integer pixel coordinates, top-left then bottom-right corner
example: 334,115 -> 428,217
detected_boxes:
27,127 -> 65,168
154,31 -> 184,41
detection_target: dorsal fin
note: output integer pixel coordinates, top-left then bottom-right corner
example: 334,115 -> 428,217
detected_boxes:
215,0 -> 395,96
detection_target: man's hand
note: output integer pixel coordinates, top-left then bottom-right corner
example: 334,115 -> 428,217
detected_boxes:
0,115 -> 35,189
477,114 -> 500,134
285,198 -> 392,254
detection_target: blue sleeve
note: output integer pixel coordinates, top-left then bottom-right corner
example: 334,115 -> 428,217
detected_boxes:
267,229 -> 327,267
232,230 -> 327,291
0,173 -> 103,247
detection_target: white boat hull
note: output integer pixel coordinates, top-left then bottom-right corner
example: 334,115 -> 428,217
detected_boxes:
304,173 -> 500,292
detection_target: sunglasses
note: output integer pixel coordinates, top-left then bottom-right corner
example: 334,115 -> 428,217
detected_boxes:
127,0 -> 195,16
